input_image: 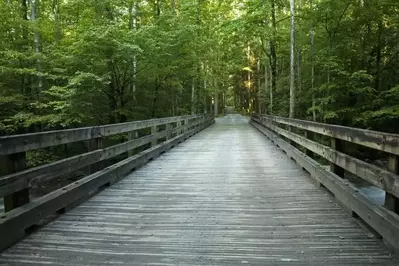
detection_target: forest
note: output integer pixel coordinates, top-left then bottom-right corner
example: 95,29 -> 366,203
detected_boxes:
1,0 -> 399,135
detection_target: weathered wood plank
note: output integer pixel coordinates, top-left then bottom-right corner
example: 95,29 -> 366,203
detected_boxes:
386,155 -> 399,213
0,115 -> 205,156
251,118 -> 399,253
0,118 -> 214,252
0,121 -> 206,197
1,153 -> 29,212
330,138 -> 345,178
262,115 -> 399,156
0,115 -> 395,265
257,119 -> 399,198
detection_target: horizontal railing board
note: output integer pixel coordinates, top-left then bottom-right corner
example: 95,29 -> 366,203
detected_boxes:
0,115 -> 204,156
250,119 -> 399,252
0,119 -> 206,197
260,115 -> 399,156
264,120 -> 399,197
0,117 -> 214,251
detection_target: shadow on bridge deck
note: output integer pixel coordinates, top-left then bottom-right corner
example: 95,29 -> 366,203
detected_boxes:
0,115 -> 397,265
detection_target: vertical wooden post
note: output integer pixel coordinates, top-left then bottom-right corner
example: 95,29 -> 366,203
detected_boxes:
287,125 -> 297,148
176,120 -> 182,136
128,130 -> 138,157
88,137 -> 103,174
304,130 -> 314,158
385,154 -> 399,213
151,125 -> 157,147
165,123 -> 171,140
330,138 -> 345,178
2,152 -> 29,212
184,119 -> 189,133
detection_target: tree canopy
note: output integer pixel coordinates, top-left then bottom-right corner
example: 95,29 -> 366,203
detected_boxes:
1,0 -> 399,134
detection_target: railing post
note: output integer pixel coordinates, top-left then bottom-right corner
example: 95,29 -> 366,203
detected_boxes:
88,137 -> 103,174
128,130 -> 138,157
165,123 -> 171,141
151,125 -> 157,147
385,154 -> 399,213
2,152 -> 30,212
304,130 -> 315,158
184,118 -> 189,133
330,138 -> 345,178
176,120 -> 182,136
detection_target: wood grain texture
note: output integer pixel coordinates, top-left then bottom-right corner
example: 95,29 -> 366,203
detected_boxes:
0,115 -> 396,265
0,115 -> 205,156
261,115 -> 399,156
259,120 -> 399,197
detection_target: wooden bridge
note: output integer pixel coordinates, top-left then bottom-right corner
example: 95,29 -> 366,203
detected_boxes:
1,114 -> 399,265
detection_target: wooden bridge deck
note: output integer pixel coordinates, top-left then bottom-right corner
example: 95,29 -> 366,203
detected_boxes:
0,115 -> 397,265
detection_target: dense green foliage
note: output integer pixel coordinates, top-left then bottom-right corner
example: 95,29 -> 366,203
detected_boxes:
1,0 -> 399,134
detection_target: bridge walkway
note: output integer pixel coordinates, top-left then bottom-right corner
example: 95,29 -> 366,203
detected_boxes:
0,115 -> 396,265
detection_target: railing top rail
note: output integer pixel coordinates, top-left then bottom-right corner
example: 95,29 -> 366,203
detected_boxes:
259,114 -> 399,156
0,114 -> 206,156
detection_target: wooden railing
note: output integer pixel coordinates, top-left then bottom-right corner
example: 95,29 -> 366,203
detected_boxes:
250,114 -> 399,251
0,114 -> 214,251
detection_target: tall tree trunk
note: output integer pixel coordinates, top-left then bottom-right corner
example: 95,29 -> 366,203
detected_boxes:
297,0 -> 302,92
203,63 -> 207,113
269,64 -> 273,114
30,0 -> 42,96
289,0 -> 296,118
130,1 -> 138,97
191,78 -> 196,114
310,0 -> 316,121
247,44 -> 251,111
257,59 -> 261,114
214,78 -> 218,117
21,0 -> 29,95
156,0 -> 160,17
52,0 -> 61,43
264,61 -> 269,114
269,0 -> 277,115
375,21 -> 383,91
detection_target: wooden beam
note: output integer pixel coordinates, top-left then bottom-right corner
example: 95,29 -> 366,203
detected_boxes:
330,138 -> 345,178
0,118 -> 214,252
0,115 -> 204,156
304,130 -> 314,158
261,115 -> 399,156
386,154 -> 399,214
253,117 -> 399,198
0,131 -> 169,197
151,126 -> 157,147
250,120 -> 399,252
88,138 -> 103,174
1,152 -> 29,212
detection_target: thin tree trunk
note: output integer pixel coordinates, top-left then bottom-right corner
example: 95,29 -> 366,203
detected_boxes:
297,0 -> 302,92
191,78 -> 196,114
269,64 -> 273,114
131,1 -> 137,96
375,21 -> 383,91
214,78 -> 218,117
264,61 -> 269,114
269,0 -> 277,115
203,63 -> 207,113
52,0 -> 61,43
30,0 -> 42,96
156,0 -> 160,17
21,0 -> 29,95
247,44 -> 251,110
289,0 -> 296,118
310,0 -> 316,121
257,59 -> 261,114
